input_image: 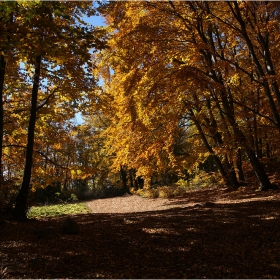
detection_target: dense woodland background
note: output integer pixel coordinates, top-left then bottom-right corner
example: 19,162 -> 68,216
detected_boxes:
1,1 -> 280,219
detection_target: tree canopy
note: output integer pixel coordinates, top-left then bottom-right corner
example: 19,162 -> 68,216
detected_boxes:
94,1 -> 280,190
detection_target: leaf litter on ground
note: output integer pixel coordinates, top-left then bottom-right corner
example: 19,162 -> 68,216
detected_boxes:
1,184 -> 280,279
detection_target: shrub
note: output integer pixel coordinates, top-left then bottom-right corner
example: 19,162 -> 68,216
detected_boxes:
0,180 -> 19,208
135,185 -> 182,199
158,186 -> 174,198
172,186 -> 186,196
177,171 -> 221,191
135,188 -> 158,198
133,171 -> 221,200
145,188 -> 159,198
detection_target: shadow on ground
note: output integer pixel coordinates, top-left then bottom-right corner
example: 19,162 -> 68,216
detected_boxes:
1,190 -> 280,278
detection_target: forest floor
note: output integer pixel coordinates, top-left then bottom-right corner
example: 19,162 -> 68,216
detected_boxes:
1,183 -> 280,279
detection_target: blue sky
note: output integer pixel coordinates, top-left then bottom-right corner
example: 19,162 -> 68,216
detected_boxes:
83,14 -> 106,27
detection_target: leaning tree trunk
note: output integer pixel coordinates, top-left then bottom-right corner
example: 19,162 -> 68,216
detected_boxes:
230,116 -> 272,191
14,55 -> 41,220
189,109 -> 237,187
0,54 -> 6,184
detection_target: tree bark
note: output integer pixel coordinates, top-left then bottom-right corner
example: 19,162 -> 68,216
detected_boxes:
129,169 -> 134,190
211,65 -> 272,190
14,55 -> 41,220
232,121 -> 272,190
0,54 -> 5,184
189,109 -> 234,186
193,92 -> 239,187
120,165 -> 131,194
236,148 -> 245,183
205,97 -> 239,187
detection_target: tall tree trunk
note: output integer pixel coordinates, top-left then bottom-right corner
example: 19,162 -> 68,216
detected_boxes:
215,67 -> 272,191
258,137 -> 263,159
189,109 -> 235,186
223,157 -> 239,188
0,54 -> 5,184
216,83 -> 271,190
224,96 -> 272,190
197,96 -> 239,187
253,115 -> 261,159
188,1 -> 272,190
129,169 -> 134,190
236,148 -> 245,183
232,122 -> 272,190
14,55 -> 41,220
0,13 -> 13,185
265,135 -> 271,159
205,98 -> 239,187
120,165 -> 131,194
246,149 -> 271,190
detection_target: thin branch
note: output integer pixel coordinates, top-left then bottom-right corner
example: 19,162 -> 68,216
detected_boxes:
2,144 -> 68,169
36,87 -> 59,111
232,100 -> 277,125
35,150 -> 69,169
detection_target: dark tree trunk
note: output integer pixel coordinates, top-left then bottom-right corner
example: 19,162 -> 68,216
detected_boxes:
236,148 -> 245,182
223,158 -> 239,188
247,149 -> 271,190
188,1 -> 273,190
205,97 -> 239,187
134,179 -> 139,190
129,169 -> 134,189
215,78 -> 272,190
214,80 -> 271,190
233,123 -> 272,190
258,137 -> 263,159
189,109 -> 236,187
0,13 -> 13,185
252,114 -> 264,159
266,139 -> 271,159
232,118 -> 271,190
0,54 -> 5,184
136,177 -> 144,189
120,165 -> 131,194
14,55 -> 41,220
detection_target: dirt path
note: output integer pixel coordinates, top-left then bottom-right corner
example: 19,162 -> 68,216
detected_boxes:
85,187 -> 280,213
85,193 -> 179,213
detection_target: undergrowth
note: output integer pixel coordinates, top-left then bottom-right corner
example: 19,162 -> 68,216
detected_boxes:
133,171 -> 222,199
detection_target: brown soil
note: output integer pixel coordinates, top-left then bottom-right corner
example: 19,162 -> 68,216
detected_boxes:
1,186 -> 280,279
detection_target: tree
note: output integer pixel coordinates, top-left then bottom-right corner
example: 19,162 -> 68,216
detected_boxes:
0,2 -> 18,184
8,1 -> 106,219
95,1 -> 279,190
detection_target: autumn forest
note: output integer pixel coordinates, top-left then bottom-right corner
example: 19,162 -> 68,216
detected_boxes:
2,1 -> 280,278
1,1 -> 280,218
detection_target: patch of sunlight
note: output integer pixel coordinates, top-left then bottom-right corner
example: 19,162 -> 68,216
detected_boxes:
1,241 -> 30,249
187,227 -> 197,232
141,227 -> 179,235
123,218 -> 139,224
178,246 -> 191,252
263,216 -> 277,220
